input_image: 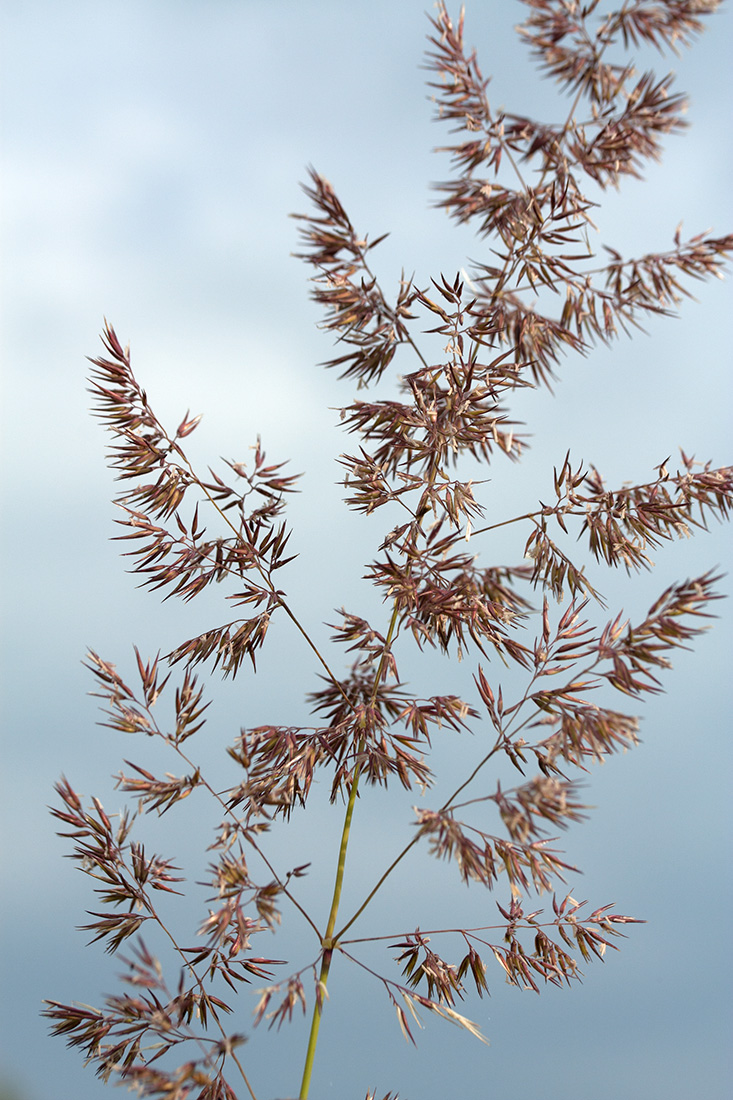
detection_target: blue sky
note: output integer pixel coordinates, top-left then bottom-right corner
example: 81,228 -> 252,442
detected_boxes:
1,2 -> 732,1099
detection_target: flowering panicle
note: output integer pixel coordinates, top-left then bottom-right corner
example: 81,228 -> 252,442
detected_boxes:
47,4 -> 730,1098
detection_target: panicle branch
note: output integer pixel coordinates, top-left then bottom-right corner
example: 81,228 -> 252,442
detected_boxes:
423,2 -> 732,389
292,167 -> 419,386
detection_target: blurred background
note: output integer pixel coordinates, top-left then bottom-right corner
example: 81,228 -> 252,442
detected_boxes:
1,2 -> 731,1098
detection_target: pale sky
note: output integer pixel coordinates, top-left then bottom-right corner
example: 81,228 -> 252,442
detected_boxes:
1,3 -> 731,1099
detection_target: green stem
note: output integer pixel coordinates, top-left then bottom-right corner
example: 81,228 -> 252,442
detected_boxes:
298,764 -> 361,1099
298,604 -> 400,1099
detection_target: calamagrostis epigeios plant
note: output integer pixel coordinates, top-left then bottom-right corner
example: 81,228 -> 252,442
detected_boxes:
45,3 -> 732,1098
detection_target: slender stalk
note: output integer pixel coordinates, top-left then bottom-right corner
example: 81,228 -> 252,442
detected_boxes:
298,759 -> 361,1099
298,604 -> 400,1099
334,833 -> 421,942
174,744 -> 324,941
335,738 -> 503,942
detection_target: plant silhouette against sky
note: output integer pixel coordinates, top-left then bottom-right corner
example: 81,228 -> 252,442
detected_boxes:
45,4 -> 732,1098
